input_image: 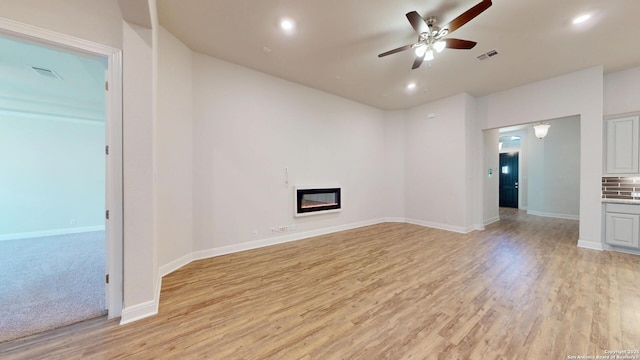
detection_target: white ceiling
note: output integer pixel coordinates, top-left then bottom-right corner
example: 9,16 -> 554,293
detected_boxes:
0,36 -> 106,121
158,0 -> 640,110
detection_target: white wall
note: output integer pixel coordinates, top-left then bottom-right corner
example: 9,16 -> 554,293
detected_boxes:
517,133 -> 529,210
383,110 -> 406,219
192,53 -> 391,251
404,93 -> 473,232
478,66 -> 603,248
157,26 -> 193,269
0,115 -> 104,237
0,0 -> 122,48
527,129 -> 544,214
604,66 -> 640,116
483,129 -> 499,224
527,117 -> 581,219
464,93 -> 482,229
122,21 -> 155,312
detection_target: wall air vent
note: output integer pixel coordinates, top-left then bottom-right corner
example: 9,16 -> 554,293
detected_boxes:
31,66 -> 63,80
476,50 -> 498,61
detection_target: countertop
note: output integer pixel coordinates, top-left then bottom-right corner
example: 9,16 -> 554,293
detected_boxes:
602,198 -> 640,204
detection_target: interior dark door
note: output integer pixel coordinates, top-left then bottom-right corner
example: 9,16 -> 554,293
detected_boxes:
499,153 -> 519,208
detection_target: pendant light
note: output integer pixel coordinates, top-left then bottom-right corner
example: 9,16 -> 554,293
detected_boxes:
533,123 -> 550,139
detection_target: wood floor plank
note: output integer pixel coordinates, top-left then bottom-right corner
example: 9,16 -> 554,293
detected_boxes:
1,208 -> 639,359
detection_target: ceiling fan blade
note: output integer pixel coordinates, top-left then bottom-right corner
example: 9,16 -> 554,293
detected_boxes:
378,44 -> 414,57
443,0 -> 492,35
412,55 -> 424,69
444,38 -> 477,49
406,11 -> 428,34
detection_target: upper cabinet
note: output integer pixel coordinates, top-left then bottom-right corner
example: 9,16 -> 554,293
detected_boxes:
605,115 -> 640,174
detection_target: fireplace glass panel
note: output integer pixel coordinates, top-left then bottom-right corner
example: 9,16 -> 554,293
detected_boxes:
301,193 -> 338,209
296,187 -> 341,216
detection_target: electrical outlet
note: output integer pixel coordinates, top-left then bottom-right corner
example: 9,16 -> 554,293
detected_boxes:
252,230 -> 258,237
271,225 -> 291,233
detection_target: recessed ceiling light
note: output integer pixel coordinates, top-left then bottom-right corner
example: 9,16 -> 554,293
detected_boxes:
407,83 -> 416,90
280,18 -> 295,32
572,14 -> 591,25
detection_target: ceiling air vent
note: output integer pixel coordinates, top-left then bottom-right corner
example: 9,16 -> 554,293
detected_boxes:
31,66 -> 63,80
476,50 -> 498,61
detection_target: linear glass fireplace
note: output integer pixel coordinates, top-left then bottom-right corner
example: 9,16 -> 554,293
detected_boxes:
295,187 -> 341,217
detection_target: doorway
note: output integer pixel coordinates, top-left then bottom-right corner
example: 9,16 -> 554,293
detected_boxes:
0,34 -> 107,342
0,18 -> 123,340
499,152 -> 519,208
486,117 -> 581,223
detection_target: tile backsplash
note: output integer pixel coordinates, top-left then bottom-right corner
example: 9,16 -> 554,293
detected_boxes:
602,177 -> 640,199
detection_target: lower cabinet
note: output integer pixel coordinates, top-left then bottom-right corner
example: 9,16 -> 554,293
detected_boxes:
605,204 -> 640,249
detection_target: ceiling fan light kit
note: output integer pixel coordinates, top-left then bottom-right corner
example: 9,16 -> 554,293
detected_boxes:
378,0 -> 492,69
434,41 -> 446,53
424,49 -> 434,61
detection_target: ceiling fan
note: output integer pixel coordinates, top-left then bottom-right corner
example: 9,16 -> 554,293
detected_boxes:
378,0 -> 492,69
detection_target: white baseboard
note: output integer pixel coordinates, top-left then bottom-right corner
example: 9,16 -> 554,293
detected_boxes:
159,253 -> 194,278
603,244 -> 640,255
404,218 -> 471,234
484,216 -> 500,226
119,299 -> 158,325
152,252 -> 195,317
383,217 -> 407,223
0,225 -> 106,241
192,218 -> 387,262
577,239 -> 603,251
526,210 -> 579,221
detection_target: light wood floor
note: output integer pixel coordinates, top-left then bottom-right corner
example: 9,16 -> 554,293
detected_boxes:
2,209 -> 639,359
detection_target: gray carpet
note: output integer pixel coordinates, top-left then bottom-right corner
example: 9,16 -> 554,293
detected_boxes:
0,231 -> 106,343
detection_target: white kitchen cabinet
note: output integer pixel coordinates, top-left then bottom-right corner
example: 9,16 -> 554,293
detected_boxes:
604,203 -> 640,248
605,115 -> 640,174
